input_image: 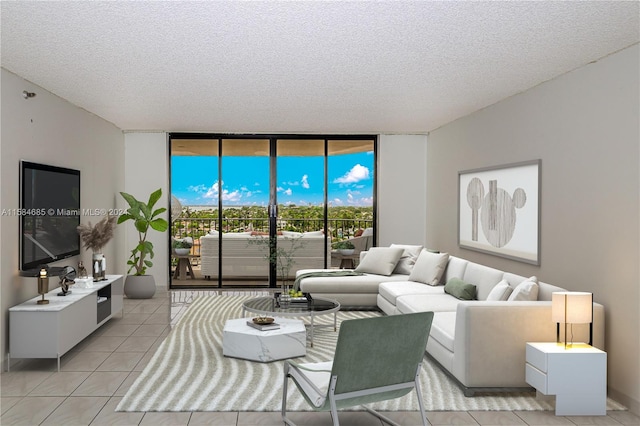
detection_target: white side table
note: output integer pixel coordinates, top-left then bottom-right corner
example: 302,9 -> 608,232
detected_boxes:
223,317 -> 306,362
525,342 -> 607,415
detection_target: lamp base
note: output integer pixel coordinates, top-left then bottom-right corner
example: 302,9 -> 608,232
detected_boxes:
37,299 -> 49,305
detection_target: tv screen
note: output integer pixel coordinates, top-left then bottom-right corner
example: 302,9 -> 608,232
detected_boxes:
20,161 -> 81,271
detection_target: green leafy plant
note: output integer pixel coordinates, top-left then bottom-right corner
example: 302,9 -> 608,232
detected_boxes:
118,188 -> 169,275
333,240 -> 355,250
248,235 -> 306,286
172,239 -> 193,249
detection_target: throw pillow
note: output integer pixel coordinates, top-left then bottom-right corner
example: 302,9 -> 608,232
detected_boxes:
408,250 -> 450,286
486,280 -> 513,301
354,229 -> 364,237
444,277 -> 477,300
390,244 -> 423,275
508,276 -> 539,301
354,247 -> 405,276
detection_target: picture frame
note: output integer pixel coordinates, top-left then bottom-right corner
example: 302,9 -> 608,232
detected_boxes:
458,160 -> 541,265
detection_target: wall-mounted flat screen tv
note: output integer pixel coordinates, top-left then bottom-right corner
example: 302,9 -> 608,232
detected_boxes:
20,161 -> 81,271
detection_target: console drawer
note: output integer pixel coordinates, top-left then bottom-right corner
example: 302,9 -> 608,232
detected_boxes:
525,363 -> 548,394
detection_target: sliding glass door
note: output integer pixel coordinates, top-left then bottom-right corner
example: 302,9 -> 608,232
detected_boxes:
169,134 -> 376,289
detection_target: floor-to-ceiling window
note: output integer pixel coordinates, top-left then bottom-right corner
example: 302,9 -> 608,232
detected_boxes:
169,134 -> 376,288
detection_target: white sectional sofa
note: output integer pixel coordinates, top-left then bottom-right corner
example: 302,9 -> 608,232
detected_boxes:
296,246 -> 605,395
200,231 -> 330,279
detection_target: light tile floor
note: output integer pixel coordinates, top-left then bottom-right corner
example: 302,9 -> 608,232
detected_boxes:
2,289 -> 638,426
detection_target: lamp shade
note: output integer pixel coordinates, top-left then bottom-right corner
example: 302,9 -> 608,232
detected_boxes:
552,292 -> 593,324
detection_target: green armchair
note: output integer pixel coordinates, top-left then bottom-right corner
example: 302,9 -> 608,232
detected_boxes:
282,312 -> 434,426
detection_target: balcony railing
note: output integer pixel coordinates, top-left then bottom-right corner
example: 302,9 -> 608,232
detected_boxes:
171,217 -> 373,256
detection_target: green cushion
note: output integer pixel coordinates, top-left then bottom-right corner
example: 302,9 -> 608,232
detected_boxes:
444,277 -> 477,300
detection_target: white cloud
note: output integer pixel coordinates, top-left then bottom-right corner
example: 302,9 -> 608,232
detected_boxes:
188,184 -> 207,193
202,180 -> 242,203
334,164 -> 370,184
277,187 -> 293,196
301,174 -> 310,189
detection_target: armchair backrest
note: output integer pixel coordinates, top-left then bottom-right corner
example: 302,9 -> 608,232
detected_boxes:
328,312 -> 434,406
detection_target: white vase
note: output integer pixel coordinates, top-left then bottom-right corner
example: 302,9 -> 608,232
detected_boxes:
92,253 -> 104,280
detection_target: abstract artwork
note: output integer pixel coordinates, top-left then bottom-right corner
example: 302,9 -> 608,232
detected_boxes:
458,160 -> 540,265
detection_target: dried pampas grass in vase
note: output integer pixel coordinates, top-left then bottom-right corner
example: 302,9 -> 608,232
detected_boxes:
77,214 -> 117,280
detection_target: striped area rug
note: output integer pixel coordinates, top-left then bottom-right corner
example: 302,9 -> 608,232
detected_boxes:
116,295 -> 620,412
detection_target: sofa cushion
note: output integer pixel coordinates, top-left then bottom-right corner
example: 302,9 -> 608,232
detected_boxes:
355,247 -> 404,276
390,244 -> 423,274
378,281 -> 444,305
396,294 -> 461,314
442,256 -> 468,283
508,277 -> 539,301
486,280 -> 513,301
408,250 -> 450,285
461,262 -> 505,300
444,278 -> 477,300
429,312 -> 457,352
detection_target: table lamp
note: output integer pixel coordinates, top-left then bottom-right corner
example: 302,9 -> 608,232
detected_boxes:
37,267 -> 49,305
552,291 -> 593,348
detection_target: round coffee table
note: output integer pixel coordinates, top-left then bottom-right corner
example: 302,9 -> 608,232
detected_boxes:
242,296 -> 340,347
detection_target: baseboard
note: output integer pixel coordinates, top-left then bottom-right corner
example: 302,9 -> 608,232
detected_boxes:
608,387 -> 640,416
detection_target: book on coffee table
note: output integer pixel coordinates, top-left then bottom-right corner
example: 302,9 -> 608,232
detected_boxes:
247,320 -> 280,331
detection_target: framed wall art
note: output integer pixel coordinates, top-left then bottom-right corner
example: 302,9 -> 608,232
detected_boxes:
458,160 -> 541,265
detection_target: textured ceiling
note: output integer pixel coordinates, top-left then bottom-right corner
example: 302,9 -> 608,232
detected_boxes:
1,1 -> 638,134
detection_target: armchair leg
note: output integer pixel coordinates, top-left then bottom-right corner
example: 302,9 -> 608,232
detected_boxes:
282,362 -> 296,426
413,368 -> 429,426
362,406 -> 402,426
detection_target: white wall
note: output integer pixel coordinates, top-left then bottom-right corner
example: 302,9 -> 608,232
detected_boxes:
1,69 -> 124,370
123,132 -> 169,289
426,45 -> 639,412
377,135 -> 428,246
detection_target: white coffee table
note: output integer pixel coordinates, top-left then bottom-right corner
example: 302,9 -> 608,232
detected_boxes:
222,317 -> 306,362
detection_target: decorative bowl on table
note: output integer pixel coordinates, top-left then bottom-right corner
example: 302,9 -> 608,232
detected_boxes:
252,317 -> 275,325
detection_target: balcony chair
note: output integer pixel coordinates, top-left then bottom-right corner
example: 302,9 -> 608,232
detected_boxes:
282,311 -> 434,426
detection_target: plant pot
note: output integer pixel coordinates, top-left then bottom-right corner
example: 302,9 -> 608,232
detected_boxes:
124,275 -> 156,299
338,249 -> 355,255
174,248 -> 190,255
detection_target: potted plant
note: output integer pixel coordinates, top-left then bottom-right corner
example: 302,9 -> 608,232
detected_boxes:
248,234 -> 306,302
172,239 -> 193,255
333,240 -> 355,255
118,188 -> 168,299
77,214 -> 117,280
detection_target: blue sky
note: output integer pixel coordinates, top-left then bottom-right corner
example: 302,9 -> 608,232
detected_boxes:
171,151 -> 373,207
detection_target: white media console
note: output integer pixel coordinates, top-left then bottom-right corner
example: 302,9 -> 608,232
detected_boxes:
8,274 -> 124,371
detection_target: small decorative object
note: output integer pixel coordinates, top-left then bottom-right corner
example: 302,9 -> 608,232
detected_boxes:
93,253 -> 104,281
37,267 -> 49,304
77,261 -> 88,278
252,316 -> 275,325
57,266 -> 76,296
77,214 -> 116,280
74,277 -> 94,289
333,240 -> 355,255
